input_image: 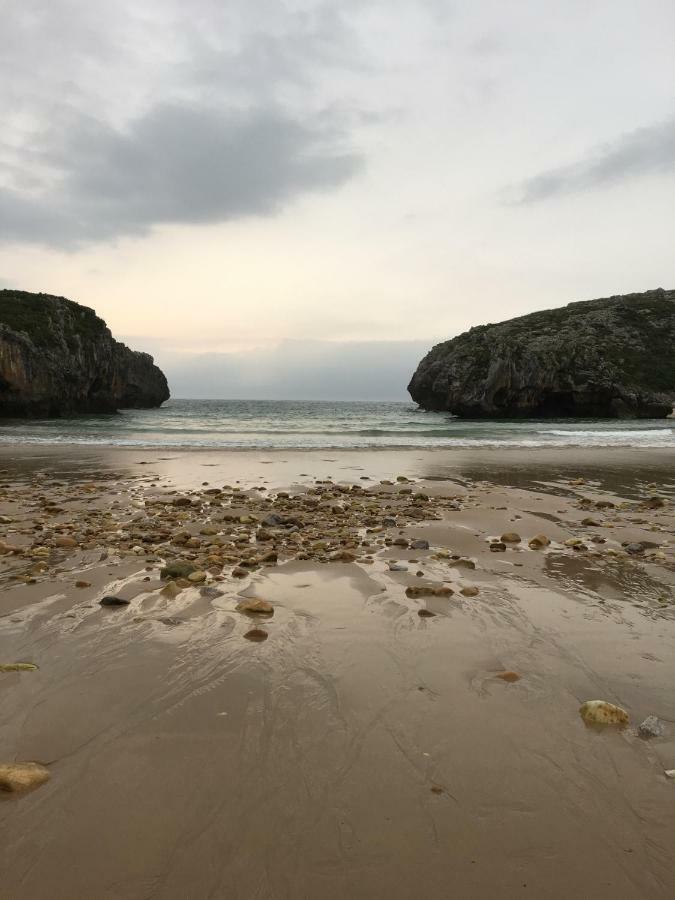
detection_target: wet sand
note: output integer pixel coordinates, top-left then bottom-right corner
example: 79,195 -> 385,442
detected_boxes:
0,445 -> 674,899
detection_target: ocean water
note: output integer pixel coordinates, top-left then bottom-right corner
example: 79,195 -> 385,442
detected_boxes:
0,399 -> 674,450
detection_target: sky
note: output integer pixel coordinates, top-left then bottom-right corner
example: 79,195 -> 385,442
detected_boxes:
1,0 -> 674,399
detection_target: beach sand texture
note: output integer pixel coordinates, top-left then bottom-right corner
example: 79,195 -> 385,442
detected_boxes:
0,446 -> 674,899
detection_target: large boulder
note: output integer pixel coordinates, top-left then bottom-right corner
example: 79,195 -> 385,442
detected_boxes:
408,289 -> 675,418
0,290 -> 170,416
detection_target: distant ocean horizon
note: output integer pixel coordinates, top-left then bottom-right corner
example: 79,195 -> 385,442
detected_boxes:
1,399 -> 674,450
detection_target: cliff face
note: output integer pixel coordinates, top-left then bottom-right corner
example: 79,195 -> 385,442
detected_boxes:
408,289 -> 675,418
0,290 -> 170,417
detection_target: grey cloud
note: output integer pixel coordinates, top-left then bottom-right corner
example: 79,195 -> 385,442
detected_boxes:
514,118 -> 675,203
0,0 -> 375,247
0,104 -> 362,246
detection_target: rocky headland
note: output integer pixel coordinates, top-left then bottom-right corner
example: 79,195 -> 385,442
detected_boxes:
408,288 -> 675,418
0,290 -> 169,416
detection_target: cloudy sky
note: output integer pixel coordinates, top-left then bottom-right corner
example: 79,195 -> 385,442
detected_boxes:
1,0 -> 674,398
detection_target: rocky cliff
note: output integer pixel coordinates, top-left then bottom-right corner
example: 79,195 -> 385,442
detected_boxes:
0,290 -> 170,416
408,289 -> 675,418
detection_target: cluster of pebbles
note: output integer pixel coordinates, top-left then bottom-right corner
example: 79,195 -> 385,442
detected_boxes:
0,471 -> 672,607
0,473 -> 471,588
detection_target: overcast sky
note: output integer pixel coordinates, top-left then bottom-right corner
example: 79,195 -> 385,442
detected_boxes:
1,0 -> 674,398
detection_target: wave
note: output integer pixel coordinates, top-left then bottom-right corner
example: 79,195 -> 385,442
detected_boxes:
540,429 -> 674,437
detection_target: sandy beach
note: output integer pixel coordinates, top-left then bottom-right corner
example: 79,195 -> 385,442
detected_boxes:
0,445 -> 674,899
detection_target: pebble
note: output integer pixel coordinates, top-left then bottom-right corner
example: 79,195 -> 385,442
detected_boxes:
187,570 -> 207,583
160,562 -> 196,580
410,539 -> 430,550
406,585 -> 453,598
388,562 -> 408,572
490,542 -> 506,552
0,761 -> 50,793
244,628 -> 269,642
528,534 -> 550,549
54,535 -> 77,549
638,715 -> 664,738
496,671 -> 521,683
500,532 -> 521,543
460,586 -> 479,597
99,596 -> 130,607
579,700 -> 629,726
625,543 -> 645,555
236,598 -> 274,616
417,609 -> 436,618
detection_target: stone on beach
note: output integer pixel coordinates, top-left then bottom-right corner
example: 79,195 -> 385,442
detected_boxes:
99,596 -> 130,607
528,534 -> 551,549
244,627 -> 269,642
496,671 -> 521,683
160,561 -> 196,580
0,762 -> 50,793
236,598 -> 274,616
579,700 -> 629,726
187,570 -> 207,583
638,716 -> 664,738
500,532 -> 521,543
410,539 -> 430,550
460,586 -> 479,597
406,585 -> 453,598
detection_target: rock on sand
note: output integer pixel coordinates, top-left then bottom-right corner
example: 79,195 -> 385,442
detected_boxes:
579,700 -> 629,726
0,762 -> 50,793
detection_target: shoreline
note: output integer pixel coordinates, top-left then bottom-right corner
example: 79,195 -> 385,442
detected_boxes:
1,443 -> 673,496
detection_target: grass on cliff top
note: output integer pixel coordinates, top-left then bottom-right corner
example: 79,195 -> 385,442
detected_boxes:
0,290 -> 106,348
446,294 -> 675,392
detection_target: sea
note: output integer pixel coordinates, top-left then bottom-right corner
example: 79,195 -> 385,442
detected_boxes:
0,399 -> 673,450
